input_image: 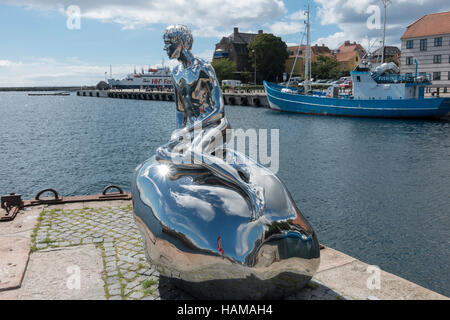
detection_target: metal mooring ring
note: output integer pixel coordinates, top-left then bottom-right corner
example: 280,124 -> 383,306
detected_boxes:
35,188 -> 60,201
102,185 -> 124,195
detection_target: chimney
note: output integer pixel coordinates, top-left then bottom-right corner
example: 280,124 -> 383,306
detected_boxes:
322,43 -> 325,47
258,30 -> 263,35
234,27 -> 239,34
344,40 -> 350,46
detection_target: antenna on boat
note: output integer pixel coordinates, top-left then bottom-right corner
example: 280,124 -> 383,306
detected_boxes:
110,64 -> 112,79
380,0 -> 391,64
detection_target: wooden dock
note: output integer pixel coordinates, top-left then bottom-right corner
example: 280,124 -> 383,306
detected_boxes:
76,89 -> 269,107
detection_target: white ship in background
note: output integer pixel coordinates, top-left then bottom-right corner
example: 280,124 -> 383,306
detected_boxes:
108,66 -> 172,89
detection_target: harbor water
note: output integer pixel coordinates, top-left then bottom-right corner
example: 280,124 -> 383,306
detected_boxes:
0,92 -> 449,296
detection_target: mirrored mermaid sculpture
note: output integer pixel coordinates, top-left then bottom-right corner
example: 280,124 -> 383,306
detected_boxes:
132,24 -> 320,299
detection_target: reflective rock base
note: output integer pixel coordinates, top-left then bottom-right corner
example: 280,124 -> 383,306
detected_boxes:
132,156 -> 320,300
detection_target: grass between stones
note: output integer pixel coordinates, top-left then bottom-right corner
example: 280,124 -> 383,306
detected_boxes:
29,204 -> 161,300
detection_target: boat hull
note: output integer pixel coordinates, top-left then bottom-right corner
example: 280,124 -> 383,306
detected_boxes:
264,82 -> 450,118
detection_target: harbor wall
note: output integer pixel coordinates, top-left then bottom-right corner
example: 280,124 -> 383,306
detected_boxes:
76,89 -> 269,107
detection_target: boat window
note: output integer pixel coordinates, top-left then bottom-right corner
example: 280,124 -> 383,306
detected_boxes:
357,76 -> 361,82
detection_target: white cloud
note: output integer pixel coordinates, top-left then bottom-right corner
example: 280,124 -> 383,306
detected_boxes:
0,60 -> 22,67
0,57 -> 137,86
2,0 -> 286,38
313,0 -> 450,50
268,20 -> 304,36
287,9 -> 306,20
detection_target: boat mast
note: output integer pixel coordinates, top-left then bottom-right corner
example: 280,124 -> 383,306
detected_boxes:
380,0 -> 391,64
304,3 -> 311,92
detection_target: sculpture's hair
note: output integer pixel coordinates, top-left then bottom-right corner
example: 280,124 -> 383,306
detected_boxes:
163,25 -> 193,50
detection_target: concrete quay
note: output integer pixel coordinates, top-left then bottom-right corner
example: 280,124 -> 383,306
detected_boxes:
0,200 -> 447,300
76,89 -> 269,107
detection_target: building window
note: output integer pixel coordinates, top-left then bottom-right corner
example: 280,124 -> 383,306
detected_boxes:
433,72 -> 441,81
420,39 -> 427,51
406,56 -> 413,65
406,40 -> 413,49
434,37 -> 442,46
448,71 -> 450,80
433,55 -> 441,64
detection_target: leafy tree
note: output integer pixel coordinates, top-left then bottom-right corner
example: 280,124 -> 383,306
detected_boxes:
211,59 -> 236,83
248,34 -> 289,84
311,55 -> 341,80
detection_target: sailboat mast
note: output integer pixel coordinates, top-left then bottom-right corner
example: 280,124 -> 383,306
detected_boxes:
305,3 -> 310,84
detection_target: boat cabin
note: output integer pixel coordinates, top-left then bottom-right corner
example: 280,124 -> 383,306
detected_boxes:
351,71 -> 431,100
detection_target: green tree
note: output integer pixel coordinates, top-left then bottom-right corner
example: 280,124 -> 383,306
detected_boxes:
211,59 -> 236,83
311,55 -> 341,80
248,34 -> 289,84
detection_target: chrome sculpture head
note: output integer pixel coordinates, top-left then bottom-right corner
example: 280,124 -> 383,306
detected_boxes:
163,24 -> 193,60
131,25 -> 320,299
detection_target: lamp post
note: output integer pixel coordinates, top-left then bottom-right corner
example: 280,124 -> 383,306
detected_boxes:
252,49 -> 256,85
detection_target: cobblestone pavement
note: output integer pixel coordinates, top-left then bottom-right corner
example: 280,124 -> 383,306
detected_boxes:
30,203 -> 343,300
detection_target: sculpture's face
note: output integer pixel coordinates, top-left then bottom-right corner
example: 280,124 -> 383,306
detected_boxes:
163,36 -> 181,60
163,25 -> 193,60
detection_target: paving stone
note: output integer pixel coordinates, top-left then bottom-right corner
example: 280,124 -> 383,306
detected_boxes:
107,277 -> 120,285
123,271 -> 137,280
129,291 -> 144,299
109,288 -> 121,296
106,270 -> 119,277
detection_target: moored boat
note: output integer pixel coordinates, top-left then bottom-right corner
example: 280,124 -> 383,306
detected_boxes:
264,4 -> 450,119
264,71 -> 450,118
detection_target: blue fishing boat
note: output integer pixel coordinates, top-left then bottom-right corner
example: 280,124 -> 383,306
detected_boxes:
265,5 -> 450,119
264,72 -> 450,118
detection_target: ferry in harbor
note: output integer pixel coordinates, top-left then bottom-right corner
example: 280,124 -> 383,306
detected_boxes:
108,67 -> 172,89
264,5 -> 450,118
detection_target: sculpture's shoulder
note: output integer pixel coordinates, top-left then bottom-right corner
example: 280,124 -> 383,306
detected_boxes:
192,58 -> 214,74
172,63 -> 183,77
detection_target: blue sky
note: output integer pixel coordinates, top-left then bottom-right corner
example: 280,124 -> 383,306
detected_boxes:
0,0 -> 449,86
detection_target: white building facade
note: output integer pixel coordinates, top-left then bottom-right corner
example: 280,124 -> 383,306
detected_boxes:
400,11 -> 450,90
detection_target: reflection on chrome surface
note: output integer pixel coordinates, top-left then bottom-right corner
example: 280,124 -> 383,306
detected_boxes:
131,24 -> 320,299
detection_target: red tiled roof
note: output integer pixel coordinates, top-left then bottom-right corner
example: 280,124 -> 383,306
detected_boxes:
401,11 -> 450,39
287,45 -> 331,58
334,42 -> 365,62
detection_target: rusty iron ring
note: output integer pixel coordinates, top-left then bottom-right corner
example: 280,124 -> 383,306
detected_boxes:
102,185 -> 124,195
35,188 -> 60,201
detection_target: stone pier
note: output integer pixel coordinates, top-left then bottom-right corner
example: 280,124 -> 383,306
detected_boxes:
76,89 -> 269,107
0,201 -> 447,300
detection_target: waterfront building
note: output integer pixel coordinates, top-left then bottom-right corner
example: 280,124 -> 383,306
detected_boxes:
213,27 -> 263,74
370,46 -> 401,66
333,41 -> 366,71
400,11 -> 450,90
285,44 -> 332,78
